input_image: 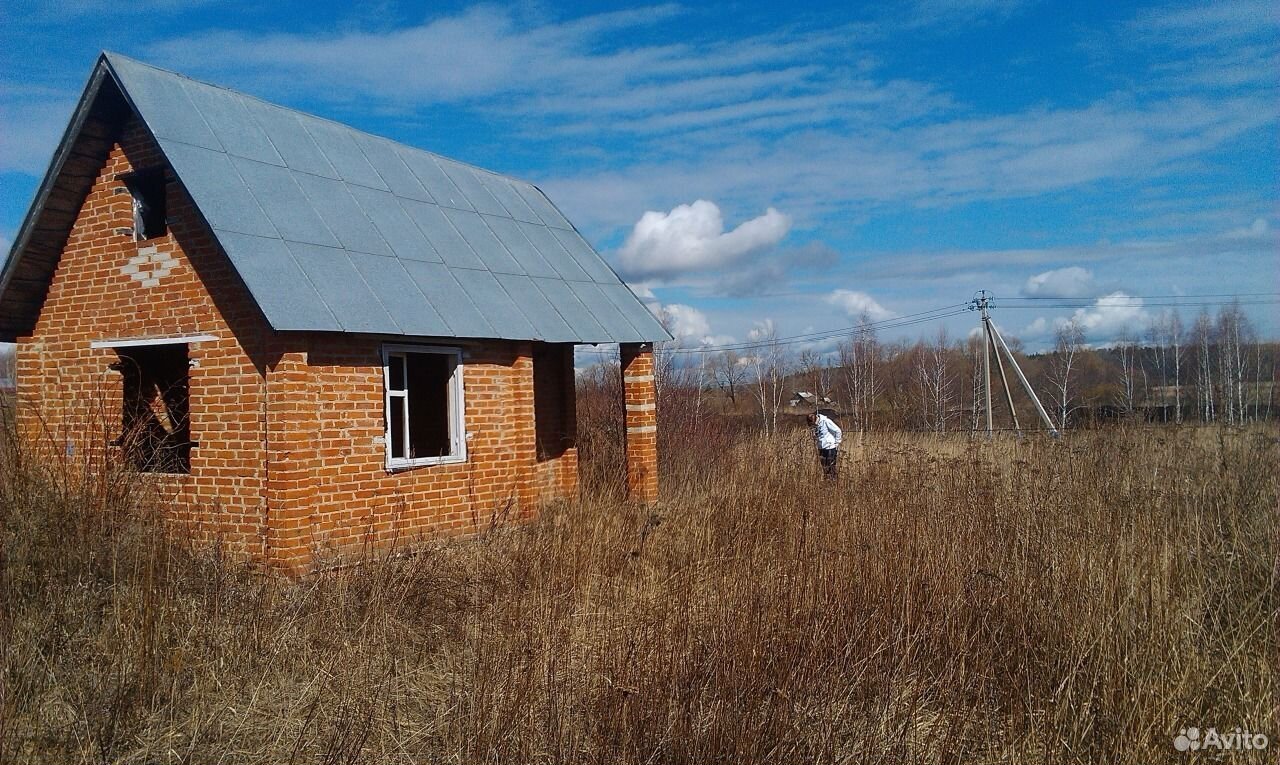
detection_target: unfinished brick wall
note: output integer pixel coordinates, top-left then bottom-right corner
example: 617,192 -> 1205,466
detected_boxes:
16,116 -> 273,556
620,342 -> 658,502
262,335 -> 580,569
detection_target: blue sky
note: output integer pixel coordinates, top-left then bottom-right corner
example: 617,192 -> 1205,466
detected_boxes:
1,0 -> 1276,352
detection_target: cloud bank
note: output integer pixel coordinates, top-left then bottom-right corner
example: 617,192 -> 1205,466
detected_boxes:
1022,266 -> 1097,298
825,289 -> 895,322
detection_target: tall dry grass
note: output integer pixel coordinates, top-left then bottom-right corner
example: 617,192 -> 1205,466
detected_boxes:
1,403 -> 1276,762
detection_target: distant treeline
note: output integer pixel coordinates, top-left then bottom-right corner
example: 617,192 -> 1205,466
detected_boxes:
582,302 -> 1275,434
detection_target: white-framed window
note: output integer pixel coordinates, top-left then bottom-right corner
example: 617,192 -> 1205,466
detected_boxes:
382,344 -> 466,469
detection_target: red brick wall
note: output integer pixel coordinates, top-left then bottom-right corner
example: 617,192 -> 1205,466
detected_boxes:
15,116 -> 582,572
16,117 -> 273,555
267,335 -> 579,570
621,342 -> 658,502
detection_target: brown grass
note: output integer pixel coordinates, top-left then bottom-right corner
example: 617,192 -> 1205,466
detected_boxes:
1,411 -> 1276,763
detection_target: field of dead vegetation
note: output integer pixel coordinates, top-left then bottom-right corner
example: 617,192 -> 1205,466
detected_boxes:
1,417 -> 1276,763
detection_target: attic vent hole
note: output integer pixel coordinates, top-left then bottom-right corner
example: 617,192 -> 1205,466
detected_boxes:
123,169 -> 167,241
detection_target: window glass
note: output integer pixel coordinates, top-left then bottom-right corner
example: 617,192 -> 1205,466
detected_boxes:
388,354 -> 406,391
406,352 -> 452,458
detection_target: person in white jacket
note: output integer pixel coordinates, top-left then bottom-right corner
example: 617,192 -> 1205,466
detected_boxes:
806,411 -> 843,480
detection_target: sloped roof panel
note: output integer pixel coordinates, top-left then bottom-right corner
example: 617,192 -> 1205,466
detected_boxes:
231,156 -> 340,248
291,172 -> 393,256
401,201 -> 485,270
437,160 -> 507,216
530,278 -> 612,341
159,140 -> 278,238
240,98 -> 339,178
599,282 -> 668,339
216,232 -> 340,330
482,215 -> 559,279
346,185 -> 442,263
285,241 -> 399,333
184,82 -> 283,166
351,133 -> 434,203
478,175 -> 541,224
397,150 -> 472,211
90,52 -> 670,344
514,184 -> 574,230
451,268 -> 538,340
399,260 -> 495,338
494,273 -> 578,342
516,222 -> 591,282
567,281 -> 645,342
442,208 -> 525,275
551,227 -> 622,284
299,117 -> 389,191
349,252 -> 452,337
111,55 -> 223,151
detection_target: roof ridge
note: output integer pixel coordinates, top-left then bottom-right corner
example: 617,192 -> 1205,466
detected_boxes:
100,50 -> 539,189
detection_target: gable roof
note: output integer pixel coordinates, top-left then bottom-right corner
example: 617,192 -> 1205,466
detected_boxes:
0,52 -> 670,345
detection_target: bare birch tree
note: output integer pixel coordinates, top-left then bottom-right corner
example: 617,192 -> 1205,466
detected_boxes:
836,315 -> 881,432
1169,310 -> 1184,424
1216,301 -> 1253,424
1192,310 -> 1215,422
749,322 -> 789,436
1115,328 -> 1138,418
914,328 -> 954,433
1046,319 -> 1084,430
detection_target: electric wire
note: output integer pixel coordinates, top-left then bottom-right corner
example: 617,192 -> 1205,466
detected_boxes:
573,292 -> 1274,359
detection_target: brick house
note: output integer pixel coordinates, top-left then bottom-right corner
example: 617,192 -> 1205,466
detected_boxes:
0,53 -> 668,572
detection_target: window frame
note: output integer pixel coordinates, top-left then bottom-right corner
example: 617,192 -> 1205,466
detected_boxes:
381,343 -> 467,470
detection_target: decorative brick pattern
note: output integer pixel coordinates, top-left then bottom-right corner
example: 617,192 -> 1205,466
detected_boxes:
121,244 -> 177,287
620,342 -> 658,503
14,115 -> 582,573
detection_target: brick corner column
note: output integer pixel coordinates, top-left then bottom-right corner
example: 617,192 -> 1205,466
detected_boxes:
620,342 -> 658,503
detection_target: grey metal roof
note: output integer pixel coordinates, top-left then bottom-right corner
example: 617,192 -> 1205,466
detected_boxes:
3,52 -> 668,344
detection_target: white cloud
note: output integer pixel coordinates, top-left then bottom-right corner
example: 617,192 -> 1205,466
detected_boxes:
1226,217 -> 1270,239
1022,266 -> 1097,298
747,318 -> 777,341
616,200 -> 791,281
1065,291 -> 1149,340
660,303 -> 712,343
825,289 -> 895,322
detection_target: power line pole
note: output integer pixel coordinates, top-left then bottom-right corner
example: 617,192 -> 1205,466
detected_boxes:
975,291 -> 994,435
969,291 -> 1060,438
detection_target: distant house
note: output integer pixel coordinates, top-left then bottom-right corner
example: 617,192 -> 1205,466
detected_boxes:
0,53 -> 669,572
788,391 -> 832,408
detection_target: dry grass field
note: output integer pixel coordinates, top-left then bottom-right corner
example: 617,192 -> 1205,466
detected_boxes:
1,415 -> 1276,763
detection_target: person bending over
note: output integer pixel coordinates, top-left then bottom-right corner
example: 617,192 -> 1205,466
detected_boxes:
807,411 -> 842,480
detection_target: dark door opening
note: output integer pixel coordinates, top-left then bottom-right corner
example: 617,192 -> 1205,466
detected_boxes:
533,343 -> 574,462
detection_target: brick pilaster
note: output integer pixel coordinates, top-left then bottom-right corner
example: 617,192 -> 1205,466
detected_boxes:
620,342 -> 658,502
265,345 -> 319,571
512,342 -> 539,515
